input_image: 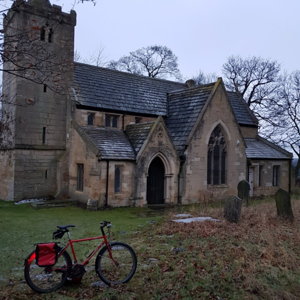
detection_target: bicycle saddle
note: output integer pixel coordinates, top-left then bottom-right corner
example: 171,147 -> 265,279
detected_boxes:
57,225 -> 76,230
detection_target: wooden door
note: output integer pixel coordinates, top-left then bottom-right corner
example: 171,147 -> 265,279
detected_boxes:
147,157 -> 165,205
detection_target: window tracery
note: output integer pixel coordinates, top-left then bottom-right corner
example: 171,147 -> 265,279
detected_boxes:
207,125 -> 226,185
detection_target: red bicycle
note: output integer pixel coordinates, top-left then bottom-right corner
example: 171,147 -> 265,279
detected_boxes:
24,221 -> 137,293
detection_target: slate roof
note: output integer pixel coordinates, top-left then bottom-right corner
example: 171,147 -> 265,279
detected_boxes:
79,126 -> 135,160
126,122 -> 154,154
73,62 -> 185,116
166,84 -> 215,153
227,92 -> 258,126
73,63 -> 259,128
245,136 -> 292,159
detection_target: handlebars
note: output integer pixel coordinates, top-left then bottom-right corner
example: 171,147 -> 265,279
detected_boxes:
100,221 -> 111,236
53,221 -> 111,240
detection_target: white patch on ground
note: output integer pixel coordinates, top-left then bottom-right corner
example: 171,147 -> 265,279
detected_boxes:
14,199 -> 46,205
174,214 -> 193,218
173,216 -> 220,223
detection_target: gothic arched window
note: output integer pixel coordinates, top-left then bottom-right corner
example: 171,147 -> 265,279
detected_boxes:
48,28 -> 53,43
207,125 -> 226,185
40,26 -> 46,41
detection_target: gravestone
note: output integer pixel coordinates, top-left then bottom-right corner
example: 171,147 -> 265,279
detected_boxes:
275,189 -> 294,221
224,196 -> 242,223
237,180 -> 250,205
87,199 -> 98,211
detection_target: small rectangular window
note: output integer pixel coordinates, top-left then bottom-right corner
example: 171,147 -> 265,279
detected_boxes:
43,84 -> 47,93
45,170 -> 48,179
114,166 -> 122,193
112,115 -> 118,128
87,112 -> 95,125
272,165 -> 280,186
42,127 -> 46,144
105,114 -> 111,127
105,114 -> 119,128
135,117 -> 142,124
77,164 -> 84,191
259,165 -> 263,186
40,27 -> 45,41
48,28 -> 53,43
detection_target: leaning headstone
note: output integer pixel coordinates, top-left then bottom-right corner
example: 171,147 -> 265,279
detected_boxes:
237,180 -> 250,205
224,196 -> 242,223
275,189 -> 294,221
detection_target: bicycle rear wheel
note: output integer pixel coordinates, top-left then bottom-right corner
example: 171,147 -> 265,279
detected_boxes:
95,242 -> 137,286
24,247 -> 72,293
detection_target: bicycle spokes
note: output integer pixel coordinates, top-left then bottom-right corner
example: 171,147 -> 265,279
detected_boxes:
95,242 -> 137,285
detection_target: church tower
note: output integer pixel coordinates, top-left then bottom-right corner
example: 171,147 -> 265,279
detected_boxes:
0,0 -> 76,200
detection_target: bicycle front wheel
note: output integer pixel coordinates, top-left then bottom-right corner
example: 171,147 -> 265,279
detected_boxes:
95,242 -> 137,286
24,247 -> 72,293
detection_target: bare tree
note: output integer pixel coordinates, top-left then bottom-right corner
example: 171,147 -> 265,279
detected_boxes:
108,45 -> 181,80
76,47 -> 107,67
192,70 -> 218,85
222,56 -> 281,110
90,48 -> 107,67
263,71 -> 300,180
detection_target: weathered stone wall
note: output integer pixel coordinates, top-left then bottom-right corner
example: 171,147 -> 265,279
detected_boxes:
0,1 -> 76,200
240,126 -> 258,138
75,109 -> 155,129
123,115 -> 155,127
10,3 -> 75,148
181,84 -> 247,203
15,80 -> 67,148
13,149 -> 62,200
104,161 -> 135,207
0,151 -> 15,200
68,128 -> 135,207
0,73 -> 17,148
250,159 -> 290,196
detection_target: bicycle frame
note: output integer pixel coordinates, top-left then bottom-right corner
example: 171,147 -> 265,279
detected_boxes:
26,231 -> 112,267
24,222 -> 137,293
62,234 -> 110,265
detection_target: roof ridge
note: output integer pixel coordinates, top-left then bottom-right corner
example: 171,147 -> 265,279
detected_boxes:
167,82 -> 215,96
81,125 -> 121,132
74,62 -> 185,86
126,121 -> 155,129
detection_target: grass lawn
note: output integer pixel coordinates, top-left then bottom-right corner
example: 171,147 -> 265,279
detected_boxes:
0,197 -> 300,299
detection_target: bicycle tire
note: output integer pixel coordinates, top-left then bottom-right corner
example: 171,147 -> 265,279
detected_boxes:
24,246 -> 72,293
95,242 -> 137,286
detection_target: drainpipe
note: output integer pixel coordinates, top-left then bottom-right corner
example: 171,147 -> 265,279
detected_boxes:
177,154 -> 186,204
105,160 -> 110,207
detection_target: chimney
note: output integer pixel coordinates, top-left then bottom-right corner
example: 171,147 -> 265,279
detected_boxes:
185,79 -> 196,88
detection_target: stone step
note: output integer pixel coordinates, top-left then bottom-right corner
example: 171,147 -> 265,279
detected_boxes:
30,199 -> 78,208
147,203 -> 176,210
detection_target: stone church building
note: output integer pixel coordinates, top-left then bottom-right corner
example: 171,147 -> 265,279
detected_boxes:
0,0 -> 292,206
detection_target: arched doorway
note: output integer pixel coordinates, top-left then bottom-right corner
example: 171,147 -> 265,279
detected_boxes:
147,157 -> 165,205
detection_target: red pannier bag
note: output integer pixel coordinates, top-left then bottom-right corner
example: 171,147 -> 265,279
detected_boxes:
35,243 -> 58,267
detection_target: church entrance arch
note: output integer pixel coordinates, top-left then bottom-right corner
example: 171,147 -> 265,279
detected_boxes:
147,157 -> 165,205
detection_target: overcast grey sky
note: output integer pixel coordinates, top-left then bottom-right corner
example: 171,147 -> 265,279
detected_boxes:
19,0 -> 300,79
